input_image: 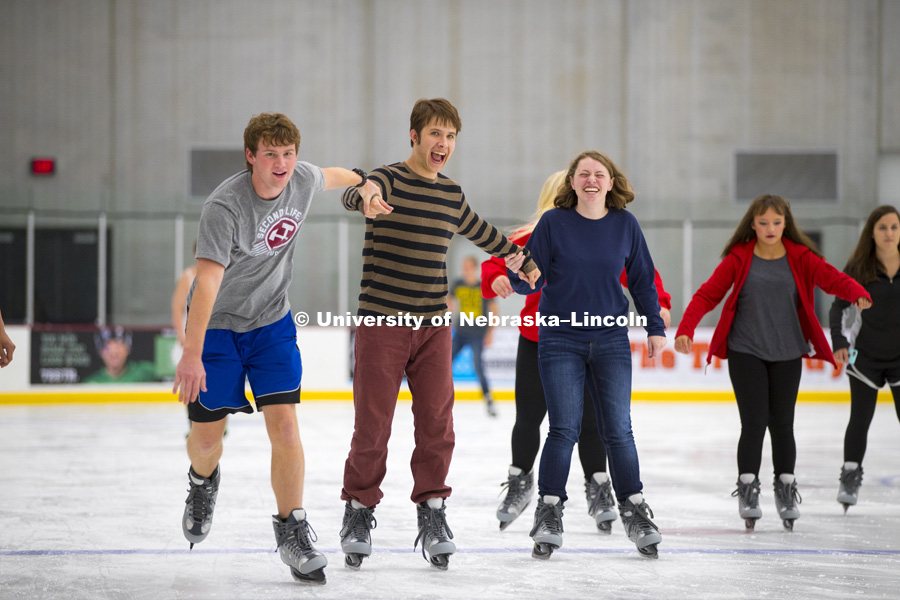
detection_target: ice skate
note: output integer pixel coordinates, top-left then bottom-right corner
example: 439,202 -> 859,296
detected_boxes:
497,466 -> 534,530
585,472 -> 617,533
773,475 -> 802,531
529,496 -> 564,559
619,494 -> 661,558
340,501 -> 377,570
272,508 -> 327,585
731,475 -> 762,530
837,465 -> 864,513
414,498 -> 455,570
182,465 -> 220,549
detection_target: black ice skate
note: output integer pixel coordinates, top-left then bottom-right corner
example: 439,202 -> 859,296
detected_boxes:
497,467 -> 534,530
272,508 -> 327,585
773,476 -> 802,531
837,465 -> 864,513
529,496 -> 564,559
182,465 -> 220,549
619,495 -> 661,558
340,501 -> 376,570
731,476 -> 763,530
585,473 -> 617,533
414,498 -> 456,570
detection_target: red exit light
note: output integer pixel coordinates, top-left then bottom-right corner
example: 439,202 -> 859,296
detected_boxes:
31,158 -> 56,175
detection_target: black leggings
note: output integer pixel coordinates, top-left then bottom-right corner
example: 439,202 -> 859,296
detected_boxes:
844,376 -> 900,464
727,350 -> 803,477
511,335 -> 607,477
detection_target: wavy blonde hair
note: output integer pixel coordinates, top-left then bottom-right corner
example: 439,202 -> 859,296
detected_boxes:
515,171 -> 567,237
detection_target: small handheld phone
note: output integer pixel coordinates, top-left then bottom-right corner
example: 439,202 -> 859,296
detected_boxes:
849,348 -> 858,365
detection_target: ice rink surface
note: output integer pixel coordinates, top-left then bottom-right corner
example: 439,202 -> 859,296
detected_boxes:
1,398 -> 899,599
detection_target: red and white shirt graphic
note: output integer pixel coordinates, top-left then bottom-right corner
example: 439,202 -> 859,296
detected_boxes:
251,216 -> 303,256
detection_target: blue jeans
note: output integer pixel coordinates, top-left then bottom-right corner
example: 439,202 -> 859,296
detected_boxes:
537,330 -> 642,502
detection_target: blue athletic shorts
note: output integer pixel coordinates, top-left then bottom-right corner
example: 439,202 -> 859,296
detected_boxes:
189,311 -> 302,422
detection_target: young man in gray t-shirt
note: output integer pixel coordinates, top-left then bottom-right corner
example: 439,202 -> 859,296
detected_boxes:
172,112 -> 389,585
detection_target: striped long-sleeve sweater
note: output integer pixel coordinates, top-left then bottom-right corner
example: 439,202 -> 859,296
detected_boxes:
342,161 -> 536,322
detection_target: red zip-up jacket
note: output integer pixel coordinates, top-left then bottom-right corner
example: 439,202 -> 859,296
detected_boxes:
675,239 -> 871,367
481,229 -> 672,342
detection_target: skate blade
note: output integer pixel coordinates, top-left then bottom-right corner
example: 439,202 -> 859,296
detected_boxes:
597,520 -> 613,534
428,555 -> 450,570
499,520 -> 514,531
744,518 -> 758,530
842,503 -> 850,514
344,554 -> 364,570
290,567 -> 326,585
638,544 -> 659,559
782,519 -> 795,531
531,542 -> 556,559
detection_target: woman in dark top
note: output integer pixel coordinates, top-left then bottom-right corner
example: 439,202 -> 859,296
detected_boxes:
674,194 -> 870,531
829,205 -> 900,512
507,150 -> 666,559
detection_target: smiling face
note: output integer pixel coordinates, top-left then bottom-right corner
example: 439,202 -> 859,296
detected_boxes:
247,140 -> 298,200
750,207 -> 786,247
570,157 -> 614,210
408,118 -> 456,178
872,212 -> 900,253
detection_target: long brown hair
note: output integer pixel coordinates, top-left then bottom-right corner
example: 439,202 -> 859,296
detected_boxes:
844,205 -> 900,284
720,194 -> 822,259
554,151 -> 634,211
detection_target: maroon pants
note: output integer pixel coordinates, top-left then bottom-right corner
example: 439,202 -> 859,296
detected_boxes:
341,323 -> 455,507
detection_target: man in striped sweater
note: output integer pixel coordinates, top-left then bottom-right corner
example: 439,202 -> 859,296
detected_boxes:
338,98 -> 539,570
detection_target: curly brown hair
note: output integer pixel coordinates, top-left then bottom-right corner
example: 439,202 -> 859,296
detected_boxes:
554,151 -> 634,211
243,113 -> 301,172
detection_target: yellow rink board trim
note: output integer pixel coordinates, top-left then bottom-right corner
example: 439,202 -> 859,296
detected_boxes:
1,389 -> 893,405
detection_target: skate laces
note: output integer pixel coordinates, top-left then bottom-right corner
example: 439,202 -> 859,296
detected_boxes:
276,518 -> 319,556
414,504 -> 454,555
185,474 -> 218,523
587,479 -> 614,515
623,500 -> 657,536
529,500 -> 564,537
342,505 -> 377,540
775,480 -> 802,508
731,479 -> 760,508
840,467 -> 863,492
498,473 -> 530,508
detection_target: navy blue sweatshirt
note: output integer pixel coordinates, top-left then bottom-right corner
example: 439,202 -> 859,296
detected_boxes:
508,207 -> 665,341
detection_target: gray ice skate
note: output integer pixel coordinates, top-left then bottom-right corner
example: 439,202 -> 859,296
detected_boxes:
340,501 -> 377,570
731,476 -> 762,530
529,496 -> 564,559
619,495 -> 661,558
585,473 -> 617,533
773,476 -> 802,530
837,466 -> 863,513
414,498 -> 456,570
272,508 -> 327,585
497,466 -> 534,530
182,465 -> 220,549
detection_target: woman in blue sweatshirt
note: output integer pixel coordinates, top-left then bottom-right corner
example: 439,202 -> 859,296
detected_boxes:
507,150 -> 666,559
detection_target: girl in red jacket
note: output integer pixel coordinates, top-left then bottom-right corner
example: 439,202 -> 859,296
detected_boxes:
674,194 -> 871,531
483,170 -> 671,534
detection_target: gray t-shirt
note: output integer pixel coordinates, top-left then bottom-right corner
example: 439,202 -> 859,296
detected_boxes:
188,161 -> 325,332
728,254 -> 808,361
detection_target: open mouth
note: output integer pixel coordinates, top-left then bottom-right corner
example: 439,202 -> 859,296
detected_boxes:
430,151 -> 446,165
584,187 -> 600,193
274,171 -> 288,178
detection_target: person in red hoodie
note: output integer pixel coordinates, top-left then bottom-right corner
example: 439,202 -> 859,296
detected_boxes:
674,194 -> 871,531
482,170 -> 672,534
